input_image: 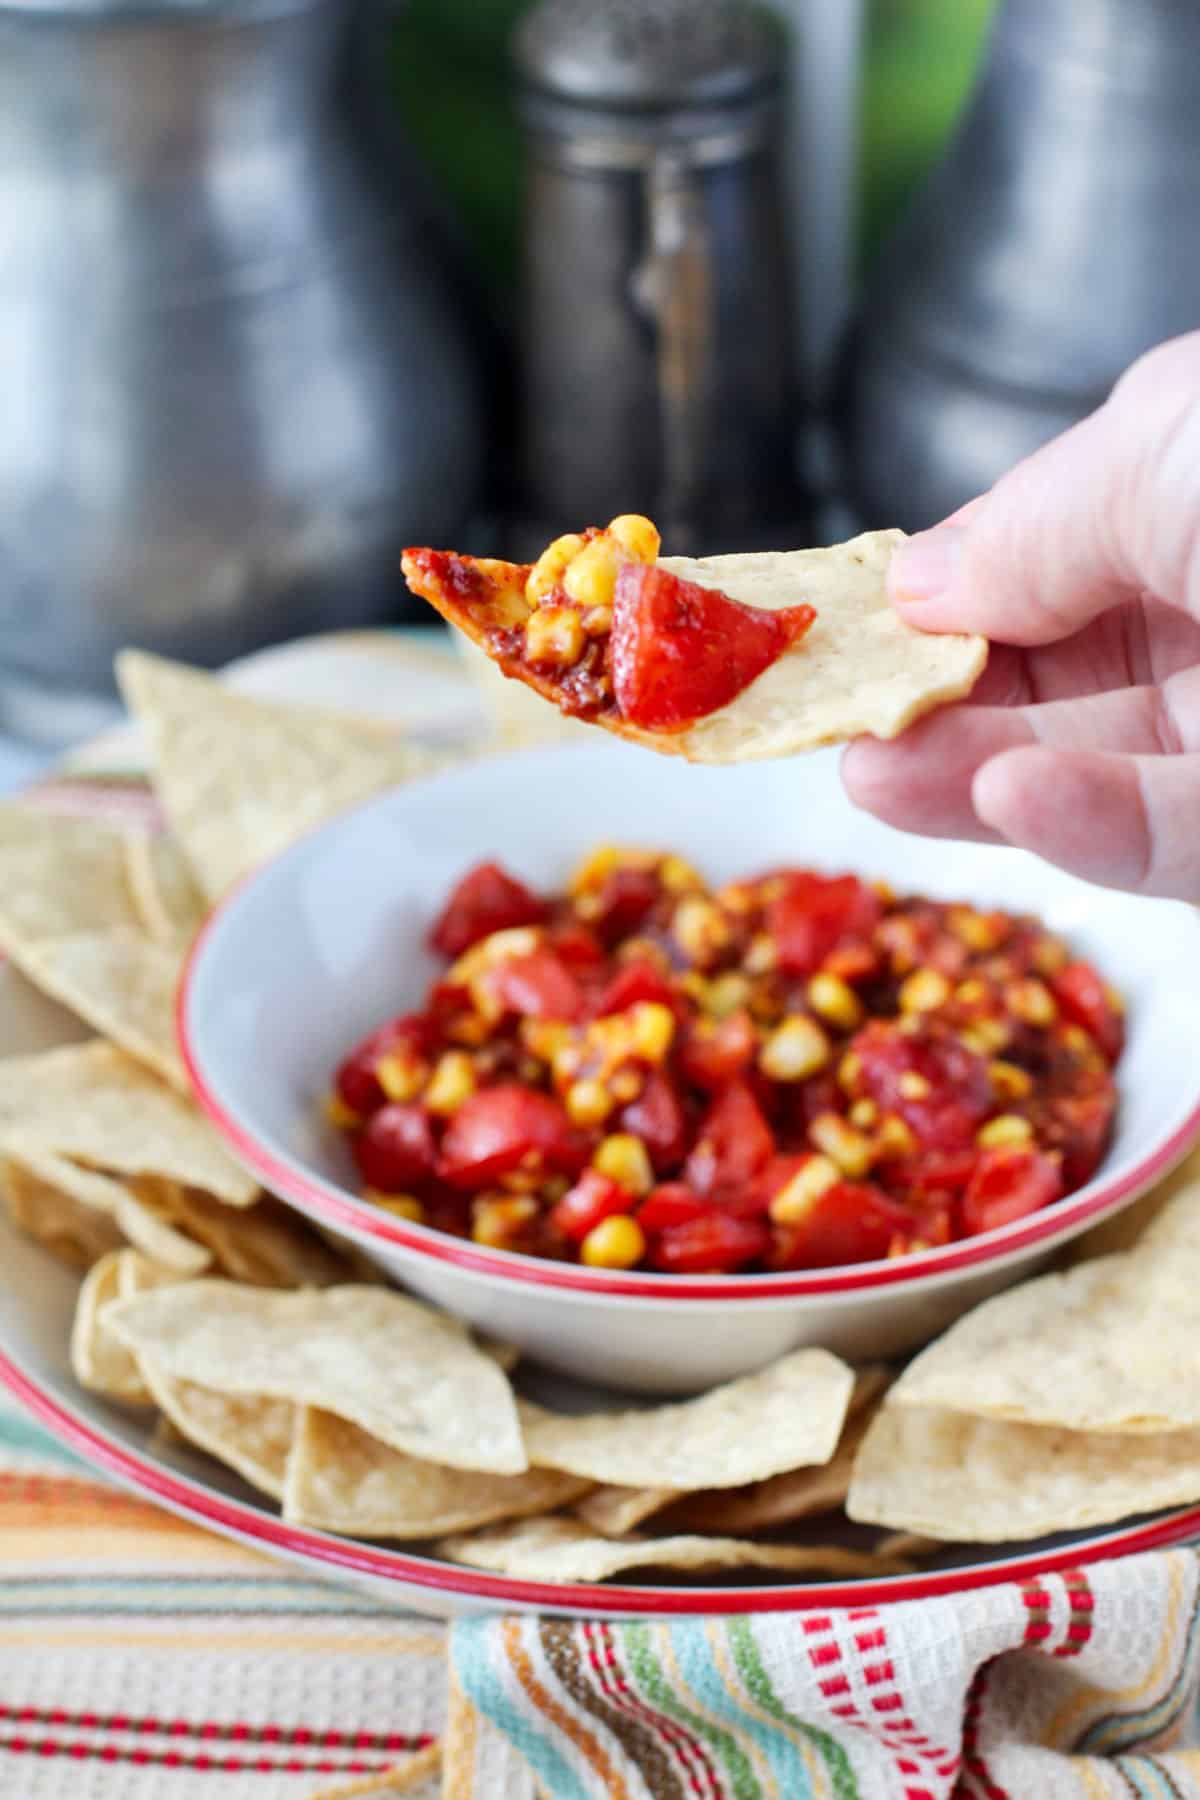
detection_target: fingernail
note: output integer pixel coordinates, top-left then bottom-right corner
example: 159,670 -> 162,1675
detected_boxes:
889,526 -> 964,604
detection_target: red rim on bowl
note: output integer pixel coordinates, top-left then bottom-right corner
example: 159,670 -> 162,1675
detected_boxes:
178,888 -> 1200,1300
3,1342 -> 1198,1615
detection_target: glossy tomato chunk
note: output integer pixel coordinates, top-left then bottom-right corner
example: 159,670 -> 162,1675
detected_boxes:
959,1146 -> 1063,1236
585,866 -> 661,945
767,873 -> 881,978
335,1015 -> 433,1116
851,1019 -> 992,1151
766,1176 -> 912,1269
1053,961 -> 1124,1063
679,1010 -> 757,1091
618,1070 -> 690,1170
440,1085 -> 586,1188
429,860 -> 547,958
551,1169 -> 634,1243
353,1103 -> 438,1192
650,1212 -> 770,1274
636,1183 -> 709,1235
684,1080 -> 775,1200
482,947 -> 583,1022
593,959 -> 678,1020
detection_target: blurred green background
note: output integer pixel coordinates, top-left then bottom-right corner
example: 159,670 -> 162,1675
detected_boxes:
391,0 -> 996,295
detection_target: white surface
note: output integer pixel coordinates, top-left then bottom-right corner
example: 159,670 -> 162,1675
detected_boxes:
183,735 -> 1200,1392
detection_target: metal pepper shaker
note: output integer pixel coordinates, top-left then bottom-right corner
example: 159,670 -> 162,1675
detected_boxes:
511,0 -> 803,557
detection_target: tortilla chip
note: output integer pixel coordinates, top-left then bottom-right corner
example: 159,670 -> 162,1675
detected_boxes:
520,1347 -> 853,1488
116,651 -> 442,901
453,632 -> 592,751
70,1248 -> 179,1401
436,1515 -> 914,1583
574,1485 -> 682,1537
139,1363 -> 292,1500
284,1407 -> 591,1539
0,1042 -> 257,1205
1067,1150 -> 1200,1265
3,1155 -> 124,1268
103,1281 -> 526,1473
3,1143 -> 210,1274
847,1404 -> 1200,1542
122,829 -> 208,948
152,1185 -> 348,1288
408,532 -> 985,763
0,806 -> 140,941
13,930 -> 187,1092
889,1248 -> 1200,1434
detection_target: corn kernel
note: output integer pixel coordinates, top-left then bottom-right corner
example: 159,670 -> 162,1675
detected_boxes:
593,1133 -> 654,1196
607,513 -> 661,562
977,1113 -> 1034,1148
717,880 -> 757,914
660,854 -> 705,894
471,1196 -> 538,1248
610,1067 -> 643,1104
1060,1023 -> 1096,1056
837,1051 -> 862,1093
971,1016 -> 1012,1052
989,1059 -> 1033,1101
629,1001 -> 676,1063
525,604 -> 585,667
364,1191 -> 424,1221
672,895 -> 730,966
1007,978 -> 1057,1027
768,1155 -> 839,1224
561,537 -> 619,609
581,1213 -> 646,1269
706,972 -> 751,1018
875,1112 -> 917,1159
849,1098 -> 879,1129
521,1019 -> 573,1063
947,906 -> 1005,952
743,932 -> 778,974
447,1010 -> 493,1048
807,972 -> 864,1031
567,1078 -> 614,1128
424,1050 -> 477,1116
325,1092 -> 361,1130
1105,983 -> 1125,1015
871,878 -> 897,905
552,1042 -> 583,1085
581,604 -> 613,636
809,1112 -> 874,1177
759,1015 -> 831,1081
678,971 -> 709,1004
375,1049 -> 428,1103
526,532 -> 585,604
1031,935 -> 1069,976
898,1071 -> 931,1100
449,926 -> 542,986
899,968 -> 951,1014
958,1027 -> 990,1055
955,978 -> 989,1007
616,935 -> 670,969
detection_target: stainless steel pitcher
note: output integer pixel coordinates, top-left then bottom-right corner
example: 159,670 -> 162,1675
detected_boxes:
0,0 -> 486,739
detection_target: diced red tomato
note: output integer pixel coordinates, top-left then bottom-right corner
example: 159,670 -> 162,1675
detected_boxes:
767,873 -> 881,979
680,1010 -> 757,1091
611,562 -> 815,732
1044,1087 -> 1116,1189
353,1103 -> 438,1192
684,1080 -> 774,1200
429,860 -> 547,958
618,1070 -> 690,1169
585,866 -> 661,944
650,1212 -> 770,1274
335,1015 -> 433,1116
766,1177 -> 913,1269
593,959 -> 678,1020
1053,961 -> 1124,1063
959,1146 -> 1063,1236
551,1169 -> 634,1243
851,1019 -> 992,1151
636,1183 -> 709,1235
439,1085 -> 586,1188
883,1148 -> 980,1204
548,921 -> 605,968
481,948 -> 583,1022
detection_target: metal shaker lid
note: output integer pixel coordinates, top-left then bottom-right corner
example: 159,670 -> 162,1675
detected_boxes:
514,0 -> 783,112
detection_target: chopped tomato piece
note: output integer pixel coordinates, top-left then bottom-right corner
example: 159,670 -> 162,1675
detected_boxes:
482,947 -> 583,1022
768,874 -> 881,978
439,1085 -> 586,1188
548,921 -> 605,967
551,1169 -> 634,1244
335,1015 -> 433,1116
593,959 -> 677,1020
636,1183 -> 709,1235
1043,1087 -> 1116,1189
650,1212 -> 770,1274
851,1019 -> 992,1151
680,1010 -> 758,1090
585,866 -> 661,944
353,1103 -> 438,1191
430,860 -> 547,958
618,1070 -> 690,1170
610,562 -> 816,732
684,1080 -> 775,1200
767,1177 -> 912,1269
1053,961 -> 1124,1063
960,1146 -> 1063,1236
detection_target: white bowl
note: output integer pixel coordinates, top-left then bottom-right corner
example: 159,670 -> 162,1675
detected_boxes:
181,740 -> 1200,1393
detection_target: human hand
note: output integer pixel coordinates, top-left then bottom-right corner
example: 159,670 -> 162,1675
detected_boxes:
842,333 -> 1200,900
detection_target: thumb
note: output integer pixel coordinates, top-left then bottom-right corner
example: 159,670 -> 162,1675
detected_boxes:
887,333 -> 1200,646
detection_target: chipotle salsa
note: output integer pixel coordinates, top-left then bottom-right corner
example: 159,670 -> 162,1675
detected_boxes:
328,851 -> 1122,1275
